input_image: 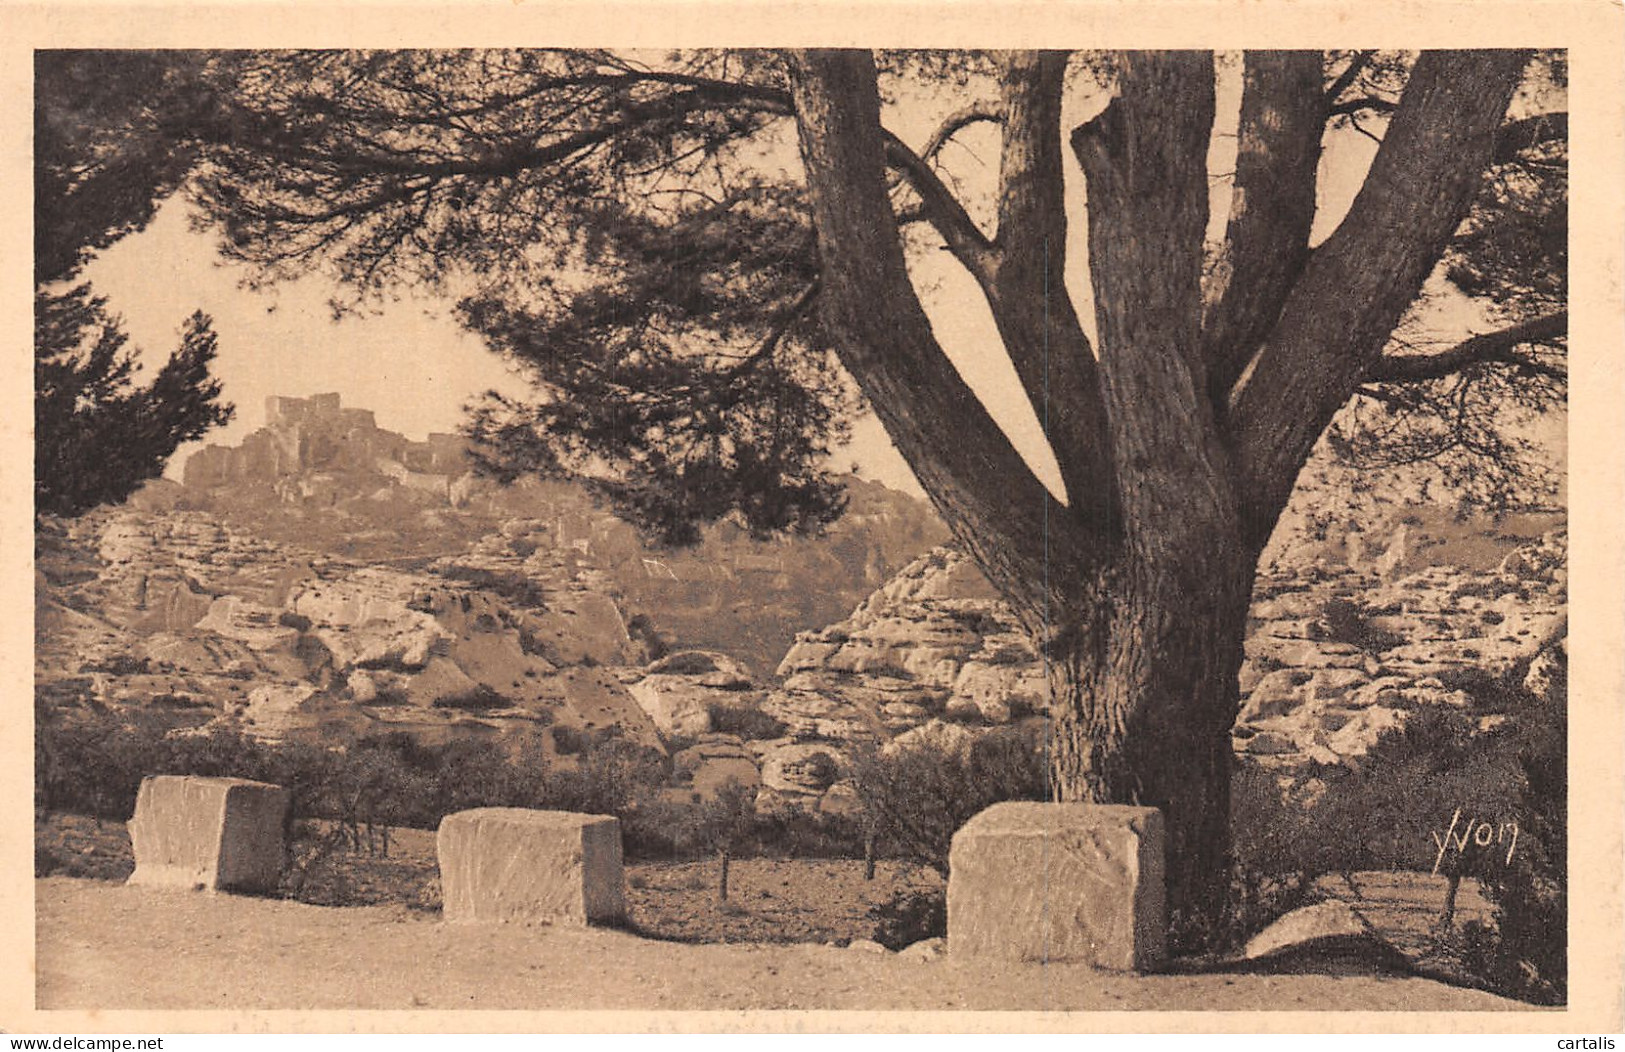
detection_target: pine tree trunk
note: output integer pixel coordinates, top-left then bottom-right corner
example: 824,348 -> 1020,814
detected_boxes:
1045,553 -> 1254,953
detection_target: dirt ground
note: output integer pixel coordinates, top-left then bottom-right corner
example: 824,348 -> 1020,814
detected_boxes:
35,877 -> 1526,1013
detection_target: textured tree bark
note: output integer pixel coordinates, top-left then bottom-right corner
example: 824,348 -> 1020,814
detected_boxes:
986,51 -> 1115,524
1202,51 -> 1326,408
1044,552 -> 1254,947
1230,49 -> 1531,546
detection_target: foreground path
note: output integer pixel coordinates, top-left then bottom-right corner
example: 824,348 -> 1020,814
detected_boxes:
37,878 -> 1524,1013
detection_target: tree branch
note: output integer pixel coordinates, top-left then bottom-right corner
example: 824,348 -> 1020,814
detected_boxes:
1073,51 -> 1240,565
984,50 -> 1113,522
1324,50 -> 1376,107
1229,49 -> 1532,547
1367,312 -> 1567,383
787,48 -> 1103,625
722,279 -> 822,380
1203,51 -> 1325,409
879,129 -> 998,283
920,102 -> 1004,163
1328,96 -> 1398,118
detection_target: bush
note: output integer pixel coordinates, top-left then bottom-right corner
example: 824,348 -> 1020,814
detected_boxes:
278,611 -> 313,632
35,711 -> 658,847
871,887 -> 946,950
1227,680 -> 1567,1003
431,685 -> 511,711
705,701 -> 788,741
439,565 -> 548,609
1460,663 -> 1567,1004
751,807 -> 865,860
850,724 -> 1046,877
1315,597 -> 1405,653
550,724 -> 589,755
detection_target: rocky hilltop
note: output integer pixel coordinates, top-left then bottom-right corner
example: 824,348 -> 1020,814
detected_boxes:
154,393 -> 947,673
36,393 -> 949,777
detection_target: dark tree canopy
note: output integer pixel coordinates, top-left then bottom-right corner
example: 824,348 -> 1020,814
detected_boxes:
34,50 -> 234,518
35,289 -> 231,517
35,50 -> 212,287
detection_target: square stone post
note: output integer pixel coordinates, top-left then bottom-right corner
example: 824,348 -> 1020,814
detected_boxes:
948,801 -> 1166,971
437,808 -> 625,924
126,775 -> 289,893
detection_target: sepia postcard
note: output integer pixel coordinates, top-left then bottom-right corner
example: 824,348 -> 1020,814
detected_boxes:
4,0 -> 1623,1036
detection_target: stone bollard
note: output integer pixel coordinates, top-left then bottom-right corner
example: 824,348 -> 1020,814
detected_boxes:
127,775 -> 289,893
947,801 -> 1166,971
437,808 -> 625,925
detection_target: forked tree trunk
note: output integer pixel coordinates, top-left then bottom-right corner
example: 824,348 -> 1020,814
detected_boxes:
787,47 -> 1527,954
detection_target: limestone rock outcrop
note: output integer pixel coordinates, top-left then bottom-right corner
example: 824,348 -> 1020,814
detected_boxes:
628,651 -> 759,738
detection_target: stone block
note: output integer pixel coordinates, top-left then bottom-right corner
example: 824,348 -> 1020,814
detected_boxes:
437,808 -> 624,925
126,775 -> 288,892
948,802 -> 1165,971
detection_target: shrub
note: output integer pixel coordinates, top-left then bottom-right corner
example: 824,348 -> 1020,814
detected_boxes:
649,651 -> 720,675
439,565 -> 548,609
1226,680 -> 1566,1003
705,701 -> 788,741
751,806 -> 864,860
432,685 -> 511,711
625,613 -> 671,663
1459,662 -> 1567,1004
550,725 -> 589,755
278,611 -> 313,632
850,724 -> 1046,877
871,887 -> 946,950
1315,597 -> 1405,653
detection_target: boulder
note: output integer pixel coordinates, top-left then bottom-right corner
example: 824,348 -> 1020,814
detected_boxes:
948,802 -> 1165,971
243,683 -> 319,738
673,735 -> 761,798
127,775 -> 288,892
1240,900 -> 1411,974
759,743 -> 844,797
886,718 -> 977,760
437,808 -> 625,925
404,656 -> 482,708
196,596 -> 300,652
897,937 -> 947,962
626,674 -> 718,737
951,661 -> 1046,722
777,639 -> 842,676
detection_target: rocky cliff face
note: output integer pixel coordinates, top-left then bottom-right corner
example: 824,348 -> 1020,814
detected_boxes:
165,395 -> 947,674
36,507 -> 662,756
730,513 -> 1566,812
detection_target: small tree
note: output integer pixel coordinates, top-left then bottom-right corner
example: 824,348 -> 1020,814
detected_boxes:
34,50 -> 233,518
35,289 -> 233,517
677,780 -> 760,902
852,728 -> 1047,878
